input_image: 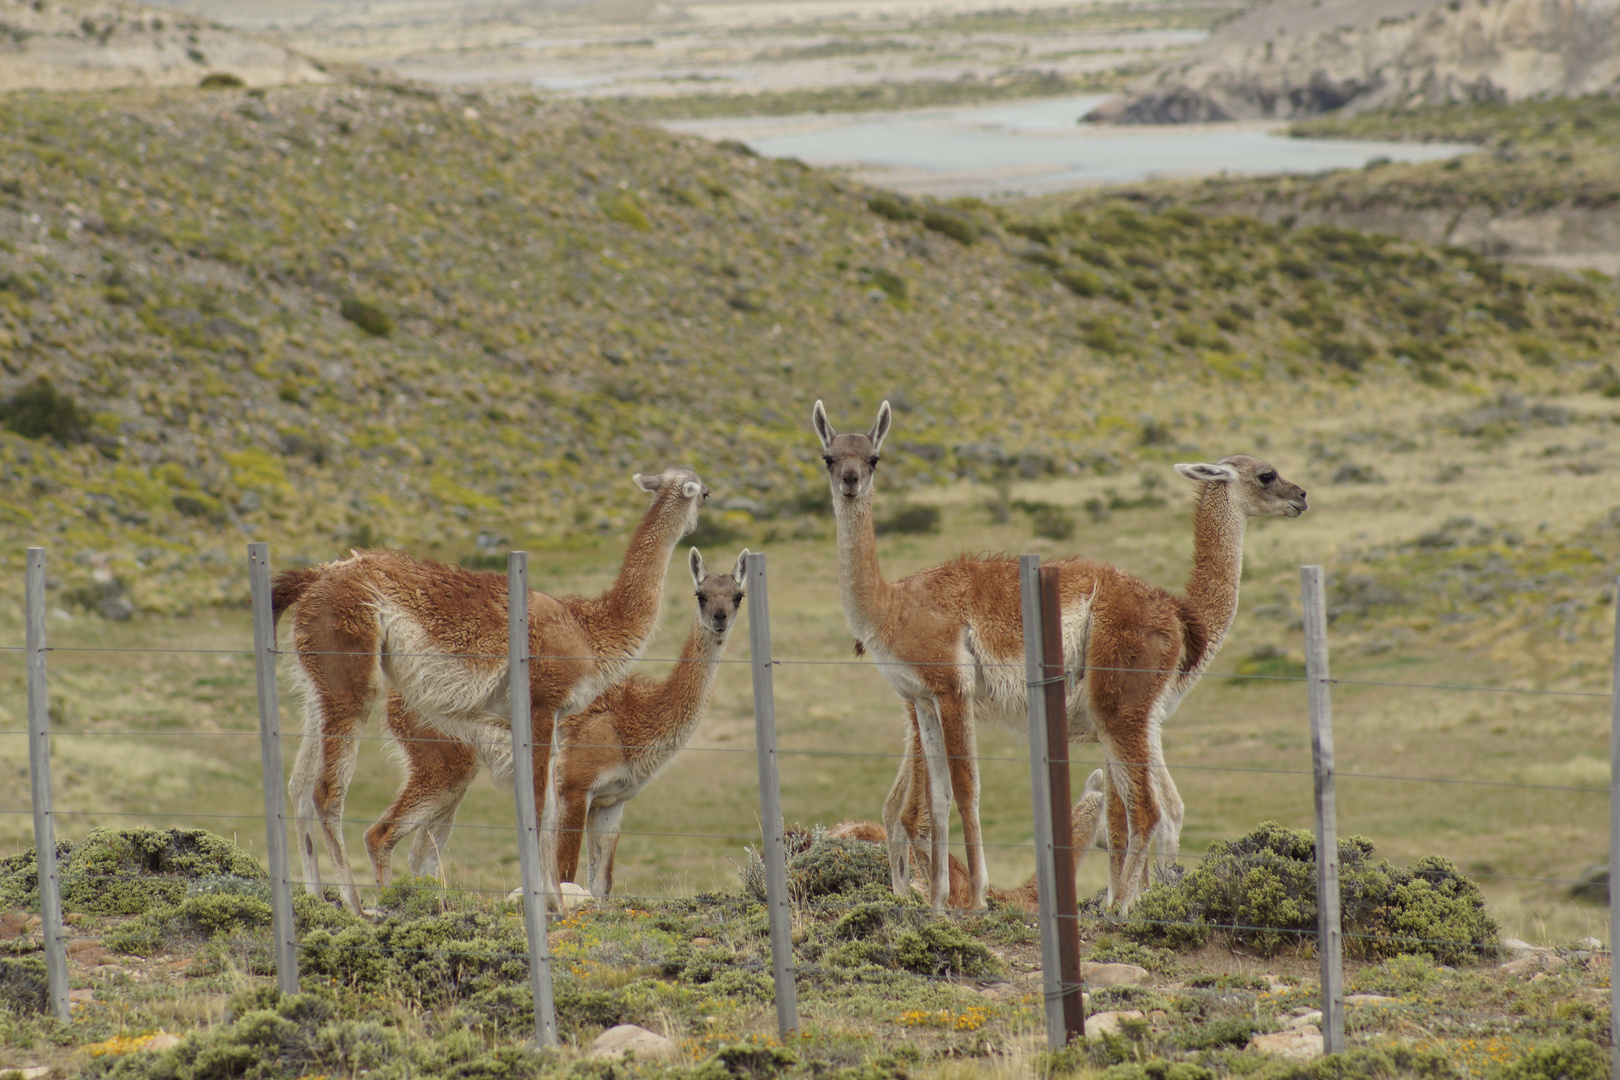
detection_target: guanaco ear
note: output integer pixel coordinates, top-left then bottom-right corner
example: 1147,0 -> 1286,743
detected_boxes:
682,480 -> 704,499
812,399 -> 836,450
1083,769 -> 1105,796
689,547 -> 705,588
1174,462 -> 1239,483
731,548 -> 750,585
868,400 -> 892,453
633,472 -> 663,493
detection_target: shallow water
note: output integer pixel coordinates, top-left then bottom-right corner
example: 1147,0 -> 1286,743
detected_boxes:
668,95 -> 1474,196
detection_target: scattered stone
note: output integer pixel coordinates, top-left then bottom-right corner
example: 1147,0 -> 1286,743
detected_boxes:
1500,953 -> 1565,976
0,911 -> 28,938
1500,937 -> 1543,958
1576,936 -> 1606,951
145,1033 -> 182,1051
1265,975 -> 1290,993
590,1024 -> 678,1060
17,1068 -> 49,1080
68,988 -> 95,1004
508,881 -> 592,912
1084,1010 -> 1144,1038
1345,993 -> 1398,1004
1289,1006 -> 1318,1017
690,937 -> 716,947
1288,1010 -> 1324,1030
1249,1027 -> 1324,1061
1081,962 -> 1149,988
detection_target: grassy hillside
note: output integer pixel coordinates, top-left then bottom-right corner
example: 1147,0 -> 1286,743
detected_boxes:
1,79 -> 1617,621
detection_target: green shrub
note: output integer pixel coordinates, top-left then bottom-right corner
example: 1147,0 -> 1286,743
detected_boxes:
339,297 -> 393,337
1120,822 -> 1498,961
1099,1063 -> 1215,1080
892,921 -> 1001,978
0,378 -> 91,443
1031,504 -> 1076,541
598,192 -> 652,231
743,834 -> 892,903
1491,1038 -> 1608,1080
199,72 -> 246,88
1058,267 -> 1104,297
866,196 -> 916,222
876,504 -> 939,535
921,210 -> 975,245
0,828 -> 266,915
0,956 -> 48,1015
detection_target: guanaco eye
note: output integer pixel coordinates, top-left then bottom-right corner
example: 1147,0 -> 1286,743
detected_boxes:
867,456 -> 879,467
1259,471 -> 1276,484
822,455 -> 834,468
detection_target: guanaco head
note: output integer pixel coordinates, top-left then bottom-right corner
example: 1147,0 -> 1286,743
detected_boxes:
633,466 -> 710,538
812,399 -> 892,501
689,547 -> 748,635
1174,455 -> 1307,518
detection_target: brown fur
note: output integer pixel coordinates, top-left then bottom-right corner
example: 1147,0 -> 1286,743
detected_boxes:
813,400 -> 1307,912
278,467 -> 709,915
365,548 -> 748,897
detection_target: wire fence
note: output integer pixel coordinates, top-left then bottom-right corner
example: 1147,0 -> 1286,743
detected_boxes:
4,544 -> 1616,1067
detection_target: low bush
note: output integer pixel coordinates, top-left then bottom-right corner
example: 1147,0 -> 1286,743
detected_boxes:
0,827 -> 266,915
339,297 -> 392,337
0,378 -> 91,443
876,504 -> 940,535
1118,822 -> 1498,962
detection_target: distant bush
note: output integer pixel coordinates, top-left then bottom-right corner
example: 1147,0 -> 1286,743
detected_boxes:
866,195 -> 916,222
741,832 -> 890,903
199,72 -> 246,88
1116,821 -> 1499,962
0,956 -> 48,1015
598,192 -> 652,231
876,504 -> 940,535
1493,1039 -> 1608,1080
1030,504 -> 1076,541
1228,644 -> 1305,684
340,297 -> 393,337
0,827 -> 266,915
1058,267 -> 1104,297
922,210 -> 976,245
0,378 -> 91,443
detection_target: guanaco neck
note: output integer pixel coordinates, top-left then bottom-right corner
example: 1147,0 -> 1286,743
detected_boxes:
830,488 -> 893,645
628,618 -> 730,758
570,491 -> 685,662
1180,480 -> 1247,668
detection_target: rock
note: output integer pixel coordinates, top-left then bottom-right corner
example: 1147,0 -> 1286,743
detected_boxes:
1085,1010 -> 1144,1038
1249,1027 -> 1324,1061
17,1068 -> 49,1080
1576,936 -> 1606,951
1081,962 -> 1150,988
1500,953 -> 1565,976
508,881 -> 593,913
1090,0 -> 1620,126
97,595 -> 135,621
590,1024 -> 678,1060
0,911 -> 28,938
145,1033 -> 182,1051
1500,937 -> 1542,958
1345,993 -> 1398,1005
690,937 -> 716,947
1288,1010 -> 1324,1029
68,988 -> 95,1004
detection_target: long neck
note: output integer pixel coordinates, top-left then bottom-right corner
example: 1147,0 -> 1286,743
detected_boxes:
633,619 -> 729,755
573,493 -> 684,658
1181,481 -> 1248,658
831,490 -> 891,640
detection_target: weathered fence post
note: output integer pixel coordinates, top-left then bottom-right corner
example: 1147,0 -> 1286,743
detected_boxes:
1021,555 -> 1085,1046
1608,575 -> 1619,1080
248,543 -> 300,995
506,552 -> 559,1048
25,547 -> 70,1021
745,551 -> 799,1036
1301,565 -> 1344,1055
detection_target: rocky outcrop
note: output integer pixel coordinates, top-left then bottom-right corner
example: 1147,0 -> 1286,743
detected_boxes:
0,0 -> 327,91
1088,0 -> 1620,123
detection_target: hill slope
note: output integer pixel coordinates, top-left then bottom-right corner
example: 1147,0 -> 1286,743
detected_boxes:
0,79 -> 1616,614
